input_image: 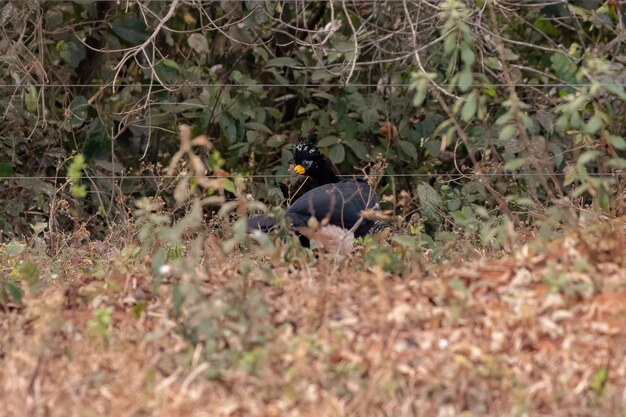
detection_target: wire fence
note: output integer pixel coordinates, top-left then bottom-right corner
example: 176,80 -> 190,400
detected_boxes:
3,83 -> 625,88
1,172 -> 624,182
3,0 -> 625,186
7,0 -> 626,3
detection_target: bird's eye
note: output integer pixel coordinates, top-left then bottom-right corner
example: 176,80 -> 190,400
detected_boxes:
302,160 -> 314,169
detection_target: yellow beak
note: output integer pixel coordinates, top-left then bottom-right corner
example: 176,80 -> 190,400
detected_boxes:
294,164 -> 305,175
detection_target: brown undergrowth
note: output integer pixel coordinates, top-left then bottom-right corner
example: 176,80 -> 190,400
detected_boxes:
1,220 -> 626,417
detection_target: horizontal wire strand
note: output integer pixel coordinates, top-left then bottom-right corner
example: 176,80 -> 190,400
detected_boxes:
1,83 -> 624,88
7,0 -> 625,2
1,173 -> 623,181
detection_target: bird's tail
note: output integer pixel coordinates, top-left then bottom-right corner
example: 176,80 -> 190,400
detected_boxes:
247,214 -> 278,232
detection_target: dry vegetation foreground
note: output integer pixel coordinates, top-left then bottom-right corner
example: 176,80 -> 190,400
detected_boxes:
2,222 -> 626,417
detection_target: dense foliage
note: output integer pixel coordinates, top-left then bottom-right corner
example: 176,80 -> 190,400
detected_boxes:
1,0 -> 626,240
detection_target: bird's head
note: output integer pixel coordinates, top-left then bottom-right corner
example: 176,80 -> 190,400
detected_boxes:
291,141 -> 339,185
292,142 -> 326,176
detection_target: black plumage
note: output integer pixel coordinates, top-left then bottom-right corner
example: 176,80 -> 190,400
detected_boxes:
247,142 -> 379,239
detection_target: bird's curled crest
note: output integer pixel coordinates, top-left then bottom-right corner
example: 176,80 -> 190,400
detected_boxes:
292,142 -> 323,163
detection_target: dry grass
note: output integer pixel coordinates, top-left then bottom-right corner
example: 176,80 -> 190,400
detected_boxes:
2,221 -> 626,417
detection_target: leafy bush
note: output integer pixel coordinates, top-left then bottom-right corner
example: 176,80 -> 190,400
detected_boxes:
1,1 -> 626,242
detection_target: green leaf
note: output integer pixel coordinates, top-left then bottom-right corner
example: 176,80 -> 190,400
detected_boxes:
495,112 -> 513,126
461,92 -> 477,122
221,178 -> 236,194
71,184 -> 87,198
397,140 -> 417,159
424,139 -> 441,158
155,60 -> 178,84
515,197 -> 536,208
25,86 -> 38,113
83,121 -> 109,160
171,283 -> 184,317
297,103 -> 319,114
443,32 -> 457,56
483,87 -> 496,97
265,57 -> 300,67
311,69 -> 335,83
328,143 -> 345,164
460,44 -> 475,66
584,114 -> 602,134
317,136 -> 340,147
572,184 -> 588,198
173,177 -> 189,204
445,196 -> 459,211
504,158 -> 526,171
578,150 -> 601,166
331,37 -> 355,56
67,96 -> 89,129
451,207 -> 468,223
499,124 -> 517,141
534,18 -> 558,36
219,113 -> 238,142
232,217 -> 248,238
56,39 -> 86,68
133,303 -> 146,320
6,283 -> 23,304
411,78 -> 429,107
111,15 -> 149,44
609,135 -> 626,150
450,278 -> 468,292
265,134 -> 285,147
265,107 -> 283,120
361,108 -> 379,128
3,241 -> 26,257
484,57 -> 500,70
521,114 -> 534,130
416,182 -> 443,220
474,206 -> 490,219
44,9 -> 64,31
550,53 -> 570,73
570,111 -> 582,129
535,111 -> 555,133
161,59 -> 180,71
365,246 -> 403,273
555,115 -> 569,132
567,5 -> 591,19
344,138 -> 370,161
604,84 -> 626,100
590,368 -> 607,395
17,262 -> 39,288
392,235 -> 419,248
245,122 -> 273,135
458,68 -> 473,92
0,161 -> 11,177
608,157 -> 626,169
68,154 -> 87,181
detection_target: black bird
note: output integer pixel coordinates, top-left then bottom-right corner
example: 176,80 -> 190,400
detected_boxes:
247,142 -> 379,240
